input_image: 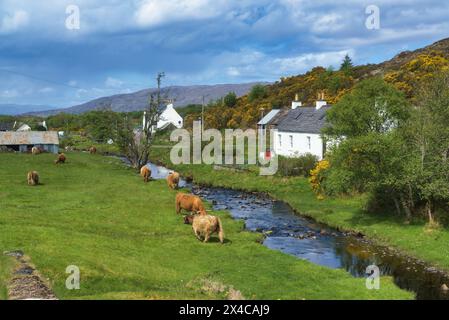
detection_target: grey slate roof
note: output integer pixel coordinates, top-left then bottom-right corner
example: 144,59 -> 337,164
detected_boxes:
0,131 -> 59,145
276,106 -> 331,134
258,109 -> 280,125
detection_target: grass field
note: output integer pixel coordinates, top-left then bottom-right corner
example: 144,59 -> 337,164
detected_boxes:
150,149 -> 449,274
0,152 -> 412,299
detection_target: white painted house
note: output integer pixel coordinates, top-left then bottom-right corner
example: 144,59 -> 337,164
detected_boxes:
142,103 -> 183,131
258,95 -> 331,160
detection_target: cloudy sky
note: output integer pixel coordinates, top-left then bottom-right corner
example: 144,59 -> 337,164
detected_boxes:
1,0 -> 449,109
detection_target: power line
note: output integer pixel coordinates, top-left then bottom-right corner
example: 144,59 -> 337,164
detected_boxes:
0,68 -> 83,90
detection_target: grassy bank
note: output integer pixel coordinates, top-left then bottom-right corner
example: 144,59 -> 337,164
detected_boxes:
0,152 -> 411,299
150,149 -> 449,273
0,256 -> 13,300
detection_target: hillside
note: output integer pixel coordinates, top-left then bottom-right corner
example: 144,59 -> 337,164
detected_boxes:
199,37 -> 449,129
0,104 -> 55,116
27,82 -> 267,116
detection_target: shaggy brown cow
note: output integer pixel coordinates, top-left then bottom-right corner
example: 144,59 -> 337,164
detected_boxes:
31,146 -> 41,155
27,171 -> 39,186
89,146 -> 97,154
140,165 -> 151,182
166,171 -> 180,189
184,214 -> 224,244
176,193 -> 206,215
54,153 -> 66,164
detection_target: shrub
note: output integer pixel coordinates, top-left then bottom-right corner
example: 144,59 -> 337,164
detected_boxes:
309,160 -> 330,198
277,154 -> 318,177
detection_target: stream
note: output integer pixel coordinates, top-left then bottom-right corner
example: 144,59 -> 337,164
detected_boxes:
147,162 -> 449,300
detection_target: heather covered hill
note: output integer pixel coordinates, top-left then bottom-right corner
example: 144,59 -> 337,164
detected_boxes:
198,38 -> 449,129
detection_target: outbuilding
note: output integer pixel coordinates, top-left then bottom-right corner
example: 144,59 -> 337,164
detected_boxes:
0,131 -> 60,153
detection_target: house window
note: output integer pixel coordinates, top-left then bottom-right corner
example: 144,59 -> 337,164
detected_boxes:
278,134 -> 282,147
307,136 -> 311,150
289,135 -> 293,148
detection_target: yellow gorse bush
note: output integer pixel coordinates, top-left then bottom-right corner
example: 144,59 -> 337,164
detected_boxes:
309,160 -> 330,199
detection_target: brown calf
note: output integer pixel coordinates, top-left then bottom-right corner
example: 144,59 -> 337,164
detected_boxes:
54,153 -> 66,164
166,171 -> 180,189
175,193 -> 206,215
140,165 -> 151,182
31,146 -> 41,155
89,146 -> 97,154
27,171 -> 39,186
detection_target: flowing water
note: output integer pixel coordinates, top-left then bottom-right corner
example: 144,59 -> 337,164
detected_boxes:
147,162 -> 449,300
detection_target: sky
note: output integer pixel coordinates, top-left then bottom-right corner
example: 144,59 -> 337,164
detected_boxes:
1,0 -> 449,109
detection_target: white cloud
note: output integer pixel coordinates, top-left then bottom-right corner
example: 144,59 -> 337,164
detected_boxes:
135,0 -> 226,27
191,48 -> 353,84
39,87 -> 54,93
0,10 -> 29,34
312,13 -> 345,33
1,89 -> 18,98
227,67 -> 240,77
105,77 -> 123,88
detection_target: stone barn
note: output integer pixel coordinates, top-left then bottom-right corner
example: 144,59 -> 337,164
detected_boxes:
0,131 -> 59,153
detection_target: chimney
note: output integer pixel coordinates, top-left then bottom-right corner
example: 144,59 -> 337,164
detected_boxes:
291,93 -> 302,109
315,91 -> 327,110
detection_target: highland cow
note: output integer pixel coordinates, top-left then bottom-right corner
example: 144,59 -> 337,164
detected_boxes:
27,171 -> 39,186
31,146 -> 41,155
176,193 -> 206,215
140,165 -> 151,182
184,214 -> 224,244
167,171 -> 180,189
54,153 -> 66,164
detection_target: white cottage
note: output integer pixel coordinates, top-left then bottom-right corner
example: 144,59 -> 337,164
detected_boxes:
142,103 -> 183,131
258,95 -> 331,160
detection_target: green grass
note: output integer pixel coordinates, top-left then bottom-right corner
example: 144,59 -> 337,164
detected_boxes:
0,255 -> 13,300
63,134 -> 120,154
151,149 -> 449,274
0,152 -> 412,299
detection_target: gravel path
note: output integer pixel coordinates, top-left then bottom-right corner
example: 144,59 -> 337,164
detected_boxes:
4,250 -> 57,300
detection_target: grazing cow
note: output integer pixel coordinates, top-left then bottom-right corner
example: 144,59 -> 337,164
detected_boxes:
166,171 -> 180,189
54,153 -> 66,164
31,146 -> 41,155
175,193 -> 207,215
184,214 -> 224,244
140,165 -> 151,182
89,146 -> 97,154
27,171 -> 39,186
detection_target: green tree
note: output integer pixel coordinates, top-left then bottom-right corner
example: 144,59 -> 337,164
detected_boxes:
340,54 -> 354,74
223,91 -> 237,108
324,77 -> 410,138
116,72 -> 167,169
322,74 -> 449,223
401,72 -> 449,222
248,84 -> 267,102
81,110 -> 121,142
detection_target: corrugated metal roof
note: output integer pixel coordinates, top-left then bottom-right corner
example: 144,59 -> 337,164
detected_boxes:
0,131 -> 59,145
276,106 -> 331,134
257,109 -> 281,125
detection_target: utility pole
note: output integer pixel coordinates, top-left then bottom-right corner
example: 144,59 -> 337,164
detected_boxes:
156,72 -> 165,110
201,95 -> 205,133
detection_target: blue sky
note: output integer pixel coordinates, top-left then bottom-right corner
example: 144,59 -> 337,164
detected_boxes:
1,0 -> 449,109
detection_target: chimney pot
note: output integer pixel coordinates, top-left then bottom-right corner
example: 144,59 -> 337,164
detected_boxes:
315,100 -> 327,110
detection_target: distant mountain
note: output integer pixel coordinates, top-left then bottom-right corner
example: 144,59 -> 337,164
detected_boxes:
0,104 -> 55,116
27,82 -> 267,117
